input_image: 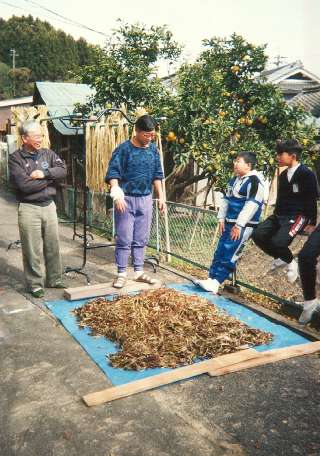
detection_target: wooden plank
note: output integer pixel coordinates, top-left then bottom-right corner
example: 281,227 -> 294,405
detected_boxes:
208,341 -> 320,377
82,349 -> 257,406
64,280 -> 162,301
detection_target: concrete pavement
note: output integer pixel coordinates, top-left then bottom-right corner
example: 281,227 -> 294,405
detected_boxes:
1,192 -> 320,456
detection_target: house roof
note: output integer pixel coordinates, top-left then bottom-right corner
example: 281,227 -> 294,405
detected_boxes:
262,61 -> 320,85
34,81 -> 95,135
289,85 -> 320,118
0,96 -> 33,108
0,96 -> 33,131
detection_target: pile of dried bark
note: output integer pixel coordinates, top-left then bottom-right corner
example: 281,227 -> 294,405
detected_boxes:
74,288 -> 272,370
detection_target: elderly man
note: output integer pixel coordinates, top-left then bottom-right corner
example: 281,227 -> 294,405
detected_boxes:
9,120 -> 67,298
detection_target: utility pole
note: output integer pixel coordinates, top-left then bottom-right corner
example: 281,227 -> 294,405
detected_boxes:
9,49 -> 18,97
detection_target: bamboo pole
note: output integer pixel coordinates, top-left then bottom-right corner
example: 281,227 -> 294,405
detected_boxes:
156,127 -> 171,263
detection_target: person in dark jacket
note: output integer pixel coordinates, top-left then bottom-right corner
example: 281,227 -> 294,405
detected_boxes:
252,139 -> 318,284
9,120 -> 67,298
297,224 -> 320,324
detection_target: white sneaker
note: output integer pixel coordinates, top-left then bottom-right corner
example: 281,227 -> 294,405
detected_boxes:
270,258 -> 287,271
287,259 -> 298,284
195,278 -> 220,294
299,299 -> 319,325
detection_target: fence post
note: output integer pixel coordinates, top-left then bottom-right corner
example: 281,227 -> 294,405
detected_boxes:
112,201 -> 115,239
155,199 -> 160,253
156,128 -> 171,263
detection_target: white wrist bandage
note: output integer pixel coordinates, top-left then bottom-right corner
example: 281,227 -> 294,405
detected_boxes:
110,186 -> 125,201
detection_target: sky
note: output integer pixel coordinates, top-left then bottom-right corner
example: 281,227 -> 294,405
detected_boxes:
1,0 -> 320,77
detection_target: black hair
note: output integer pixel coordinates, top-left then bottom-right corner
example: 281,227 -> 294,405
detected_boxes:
276,139 -> 302,159
236,151 -> 257,169
135,114 -> 156,132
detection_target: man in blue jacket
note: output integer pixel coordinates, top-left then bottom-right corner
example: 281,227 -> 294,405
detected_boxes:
105,115 -> 165,288
196,151 -> 264,294
9,120 -> 67,298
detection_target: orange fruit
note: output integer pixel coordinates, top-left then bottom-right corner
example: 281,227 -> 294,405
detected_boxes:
231,65 -> 240,73
167,131 -> 176,141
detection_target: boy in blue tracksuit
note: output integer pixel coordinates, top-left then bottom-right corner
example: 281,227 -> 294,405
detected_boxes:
196,151 -> 264,294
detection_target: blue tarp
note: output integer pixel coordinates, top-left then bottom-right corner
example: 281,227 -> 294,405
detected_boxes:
45,283 -> 309,386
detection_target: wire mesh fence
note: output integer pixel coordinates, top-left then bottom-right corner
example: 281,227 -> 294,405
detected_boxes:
147,199 -> 307,303
148,200 -> 219,269
60,190 -> 307,304
148,199 -> 306,303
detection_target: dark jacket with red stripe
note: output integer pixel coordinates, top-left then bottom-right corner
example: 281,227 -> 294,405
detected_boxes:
9,147 -> 67,204
274,164 -> 318,225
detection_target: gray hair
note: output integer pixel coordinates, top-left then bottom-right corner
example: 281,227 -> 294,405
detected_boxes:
19,120 -> 41,136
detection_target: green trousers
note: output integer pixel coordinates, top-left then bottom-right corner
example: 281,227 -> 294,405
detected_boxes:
18,201 -> 62,290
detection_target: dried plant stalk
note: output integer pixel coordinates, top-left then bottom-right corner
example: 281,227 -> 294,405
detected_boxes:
85,108 -> 130,192
11,105 -> 50,149
74,288 -> 273,371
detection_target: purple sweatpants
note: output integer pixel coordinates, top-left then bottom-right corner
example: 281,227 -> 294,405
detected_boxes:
114,194 -> 153,273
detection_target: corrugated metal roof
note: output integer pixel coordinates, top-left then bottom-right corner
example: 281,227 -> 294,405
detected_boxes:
34,81 -> 95,135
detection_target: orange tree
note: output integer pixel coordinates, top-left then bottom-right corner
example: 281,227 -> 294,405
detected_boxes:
75,27 -> 316,199
75,20 -> 181,112
164,34 -> 316,196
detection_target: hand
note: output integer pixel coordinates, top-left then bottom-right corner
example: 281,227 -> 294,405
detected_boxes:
304,224 -> 316,235
230,225 -> 241,241
30,170 -> 45,179
114,198 -> 127,213
219,220 -> 225,235
158,199 -> 166,215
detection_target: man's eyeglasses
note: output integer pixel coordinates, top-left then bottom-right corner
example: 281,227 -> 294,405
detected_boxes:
141,132 -> 155,139
25,134 -> 43,139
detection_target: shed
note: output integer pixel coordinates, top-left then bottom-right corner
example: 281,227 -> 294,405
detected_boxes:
33,81 -> 95,183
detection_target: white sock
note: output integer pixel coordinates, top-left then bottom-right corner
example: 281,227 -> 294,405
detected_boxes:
118,272 -> 127,277
134,270 -> 144,279
303,298 -> 318,309
288,259 -> 297,270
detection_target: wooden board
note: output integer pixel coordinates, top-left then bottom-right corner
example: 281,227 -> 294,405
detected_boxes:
82,349 -> 257,406
208,341 -> 320,377
64,280 -> 162,301
83,341 -> 320,406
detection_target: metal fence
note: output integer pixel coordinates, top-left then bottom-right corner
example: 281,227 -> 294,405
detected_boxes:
149,200 -> 219,270
147,199 -> 305,304
60,190 -> 306,304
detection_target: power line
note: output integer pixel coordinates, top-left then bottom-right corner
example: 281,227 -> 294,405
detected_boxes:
0,0 -> 28,12
20,0 -> 108,37
0,1 -> 84,28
